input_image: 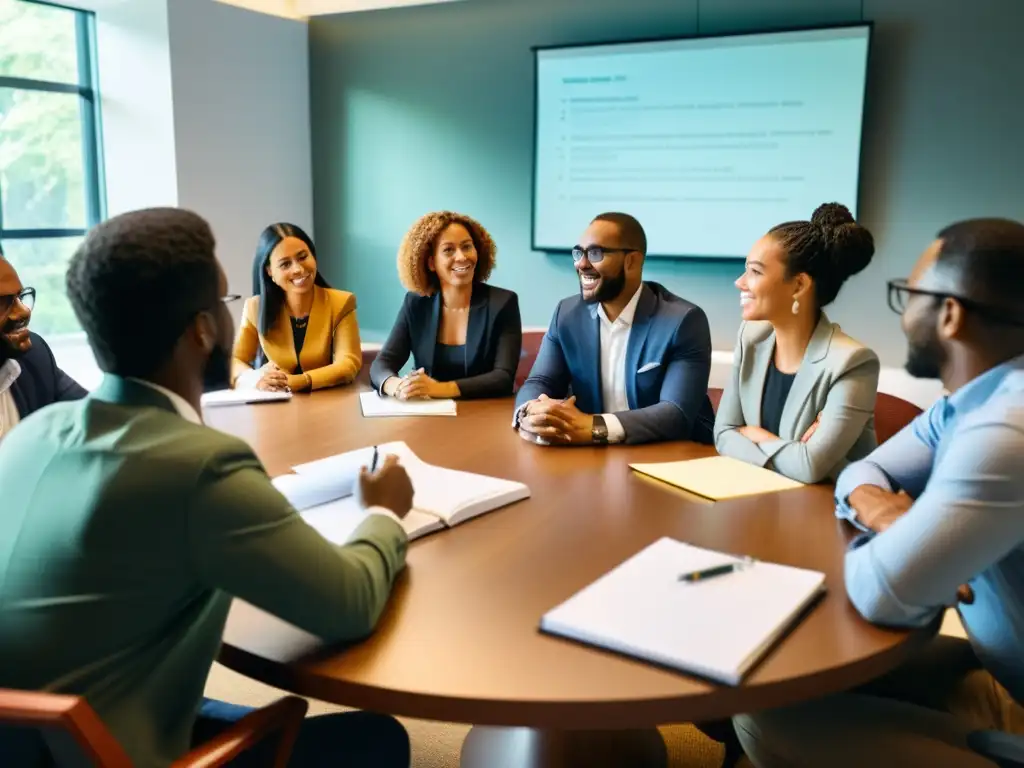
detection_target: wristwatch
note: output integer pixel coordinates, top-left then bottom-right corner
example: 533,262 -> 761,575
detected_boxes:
591,414 -> 609,445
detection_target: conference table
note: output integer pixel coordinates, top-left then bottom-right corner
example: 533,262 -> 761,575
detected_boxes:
208,386 -> 933,768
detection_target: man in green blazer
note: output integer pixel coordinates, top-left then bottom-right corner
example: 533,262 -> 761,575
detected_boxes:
0,208 -> 412,768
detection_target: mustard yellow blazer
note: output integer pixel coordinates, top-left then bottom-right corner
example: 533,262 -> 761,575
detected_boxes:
231,286 -> 362,391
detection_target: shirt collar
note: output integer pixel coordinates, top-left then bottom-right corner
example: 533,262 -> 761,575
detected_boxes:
0,359 -> 22,396
594,284 -> 644,327
126,378 -> 202,424
947,353 -> 1024,412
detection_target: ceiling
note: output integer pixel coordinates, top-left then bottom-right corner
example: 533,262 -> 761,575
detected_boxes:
212,0 -> 465,20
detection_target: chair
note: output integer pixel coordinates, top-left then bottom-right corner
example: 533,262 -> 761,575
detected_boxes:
0,689 -> 308,767
515,330 -> 545,392
875,392 -> 922,444
707,387 -> 723,413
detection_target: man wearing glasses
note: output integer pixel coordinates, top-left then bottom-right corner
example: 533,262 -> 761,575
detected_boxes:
0,244 -> 86,441
733,218 -> 1024,767
514,212 -> 714,445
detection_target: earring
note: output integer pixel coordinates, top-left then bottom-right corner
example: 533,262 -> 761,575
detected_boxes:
792,299 -> 800,315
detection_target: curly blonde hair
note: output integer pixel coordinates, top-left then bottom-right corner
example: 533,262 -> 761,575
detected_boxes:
397,211 -> 497,296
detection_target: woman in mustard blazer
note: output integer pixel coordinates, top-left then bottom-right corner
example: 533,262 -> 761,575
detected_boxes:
232,223 -> 361,392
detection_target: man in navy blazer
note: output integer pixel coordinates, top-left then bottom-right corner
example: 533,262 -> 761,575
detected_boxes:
0,248 -> 86,441
514,213 -> 715,445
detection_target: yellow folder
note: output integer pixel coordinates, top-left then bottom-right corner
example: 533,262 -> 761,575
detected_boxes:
629,456 -> 804,501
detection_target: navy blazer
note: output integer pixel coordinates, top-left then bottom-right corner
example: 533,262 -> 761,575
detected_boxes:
515,282 -> 714,445
370,283 -> 522,399
10,332 -> 87,418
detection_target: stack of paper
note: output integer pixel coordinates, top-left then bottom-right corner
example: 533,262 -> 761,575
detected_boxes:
630,456 -> 803,500
273,441 -> 529,543
201,389 -> 293,407
359,391 -> 456,417
540,538 -> 826,684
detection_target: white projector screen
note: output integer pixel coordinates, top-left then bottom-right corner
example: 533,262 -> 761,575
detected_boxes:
532,26 -> 871,258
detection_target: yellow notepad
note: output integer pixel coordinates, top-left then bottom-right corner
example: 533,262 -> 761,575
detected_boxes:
630,456 -> 804,500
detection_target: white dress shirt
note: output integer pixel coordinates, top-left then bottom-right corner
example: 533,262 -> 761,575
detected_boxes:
128,378 -> 401,525
0,359 -> 22,442
595,284 -> 643,443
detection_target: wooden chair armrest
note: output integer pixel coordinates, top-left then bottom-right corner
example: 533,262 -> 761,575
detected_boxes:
171,696 -> 308,768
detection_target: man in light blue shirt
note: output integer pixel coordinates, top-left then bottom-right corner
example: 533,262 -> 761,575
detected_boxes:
734,218 -> 1024,768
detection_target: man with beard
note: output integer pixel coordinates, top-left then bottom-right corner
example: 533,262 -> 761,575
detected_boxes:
0,209 -> 414,768
0,245 -> 86,441
732,218 -> 1024,768
514,212 -> 714,445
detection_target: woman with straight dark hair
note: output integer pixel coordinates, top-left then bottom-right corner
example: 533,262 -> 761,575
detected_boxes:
232,223 -> 362,392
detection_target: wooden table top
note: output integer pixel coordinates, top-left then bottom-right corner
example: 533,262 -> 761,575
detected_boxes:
210,387 -> 931,729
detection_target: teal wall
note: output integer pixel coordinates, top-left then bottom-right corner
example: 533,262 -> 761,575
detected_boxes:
309,0 -> 1024,363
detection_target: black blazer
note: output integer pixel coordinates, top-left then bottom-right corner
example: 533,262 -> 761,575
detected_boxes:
11,332 -> 87,417
370,283 -> 522,399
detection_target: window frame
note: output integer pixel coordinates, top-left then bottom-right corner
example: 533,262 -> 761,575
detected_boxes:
0,0 -> 106,242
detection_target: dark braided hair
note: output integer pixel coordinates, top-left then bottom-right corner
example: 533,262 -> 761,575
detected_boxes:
769,202 -> 875,308
66,208 -> 220,378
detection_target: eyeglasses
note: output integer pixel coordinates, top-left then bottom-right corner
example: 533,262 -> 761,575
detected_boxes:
0,287 -> 35,317
887,278 -> 1024,326
571,245 -> 639,264
221,294 -> 242,304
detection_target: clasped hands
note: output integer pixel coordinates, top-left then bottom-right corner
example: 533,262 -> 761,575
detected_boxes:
385,369 -> 456,401
518,394 -> 594,445
255,362 -> 290,392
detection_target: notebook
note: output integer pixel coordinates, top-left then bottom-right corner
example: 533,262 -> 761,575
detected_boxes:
274,441 -> 529,542
540,537 -> 826,685
629,456 -> 803,500
359,390 -> 456,417
201,389 -> 293,407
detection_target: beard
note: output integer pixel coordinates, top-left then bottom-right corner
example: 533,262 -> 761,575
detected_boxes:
0,326 -> 29,364
905,328 -> 945,380
202,343 -> 233,392
580,267 -> 627,305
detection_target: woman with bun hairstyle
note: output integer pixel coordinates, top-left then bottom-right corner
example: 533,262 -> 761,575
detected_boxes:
714,202 -> 880,483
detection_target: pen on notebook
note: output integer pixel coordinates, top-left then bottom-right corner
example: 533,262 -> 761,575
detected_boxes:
370,446 -> 379,472
678,558 -> 752,583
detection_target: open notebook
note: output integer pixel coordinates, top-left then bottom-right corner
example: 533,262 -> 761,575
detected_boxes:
359,391 -> 456,417
630,456 -> 803,500
540,538 -> 826,685
273,441 -> 529,542
201,389 -> 292,407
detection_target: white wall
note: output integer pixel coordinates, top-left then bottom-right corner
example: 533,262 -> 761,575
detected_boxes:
168,0 -> 315,299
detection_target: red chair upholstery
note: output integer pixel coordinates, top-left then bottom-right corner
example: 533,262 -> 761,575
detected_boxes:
515,331 -> 545,392
0,689 -> 308,767
875,392 -> 922,444
707,387 -> 723,413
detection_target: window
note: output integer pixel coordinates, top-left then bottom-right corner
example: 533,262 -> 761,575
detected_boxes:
0,0 -> 104,337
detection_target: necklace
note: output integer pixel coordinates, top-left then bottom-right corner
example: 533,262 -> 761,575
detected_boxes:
292,315 -> 309,329
442,304 -> 469,313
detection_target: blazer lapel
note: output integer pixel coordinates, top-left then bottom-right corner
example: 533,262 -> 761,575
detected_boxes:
624,284 -> 655,409
581,305 -> 603,411
419,293 -> 442,373
747,330 -> 775,428
464,284 -> 489,373
778,313 -> 835,438
298,286 -> 329,372
263,300 -> 298,373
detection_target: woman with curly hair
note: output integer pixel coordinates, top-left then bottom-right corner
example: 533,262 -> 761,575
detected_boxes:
232,223 -> 362,392
369,211 -> 521,400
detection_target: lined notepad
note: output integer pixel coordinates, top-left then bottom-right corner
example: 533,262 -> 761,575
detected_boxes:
274,441 -> 529,543
630,456 -> 803,500
201,389 -> 292,407
540,538 -> 826,684
359,391 -> 456,417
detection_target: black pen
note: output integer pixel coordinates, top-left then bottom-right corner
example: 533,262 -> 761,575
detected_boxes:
371,446 -> 379,472
679,560 -> 749,583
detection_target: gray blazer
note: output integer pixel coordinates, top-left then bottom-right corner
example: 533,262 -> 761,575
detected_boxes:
714,313 -> 880,484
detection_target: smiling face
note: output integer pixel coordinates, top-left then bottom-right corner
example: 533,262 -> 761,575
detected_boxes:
736,234 -> 811,322
576,219 -> 632,304
428,223 -> 478,288
0,259 -> 32,360
266,236 -> 317,296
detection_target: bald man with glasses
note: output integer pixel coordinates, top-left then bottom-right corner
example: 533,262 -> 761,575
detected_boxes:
514,212 -> 715,446
0,246 -> 86,441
